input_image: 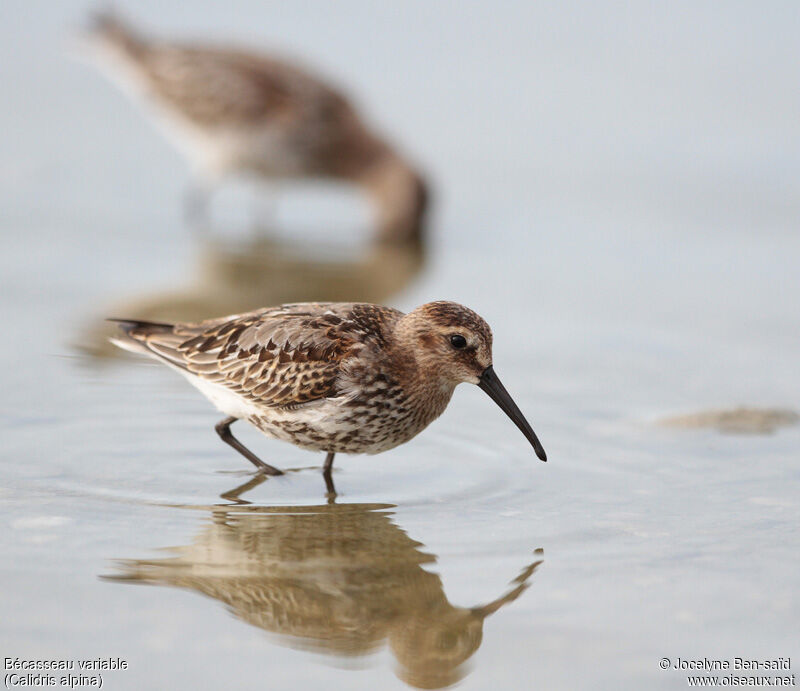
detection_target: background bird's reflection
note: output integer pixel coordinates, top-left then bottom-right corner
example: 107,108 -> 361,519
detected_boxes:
106,502 -> 542,689
80,229 -> 426,358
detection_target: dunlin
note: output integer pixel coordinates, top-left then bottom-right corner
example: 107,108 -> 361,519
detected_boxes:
82,12 -> 428,243
111,301 -> 546,492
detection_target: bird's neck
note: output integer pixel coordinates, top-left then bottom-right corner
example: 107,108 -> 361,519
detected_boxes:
331,131 -> 428,246
389,320 -> 458,423
398,366 -> 457,431
356,151 -> 428,246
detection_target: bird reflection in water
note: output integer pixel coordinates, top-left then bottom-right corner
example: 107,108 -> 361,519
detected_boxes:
79,233 -> 425,359
106,502 -> 543,689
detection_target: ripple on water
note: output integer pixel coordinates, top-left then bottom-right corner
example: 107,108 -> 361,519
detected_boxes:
42,426 -> 535,518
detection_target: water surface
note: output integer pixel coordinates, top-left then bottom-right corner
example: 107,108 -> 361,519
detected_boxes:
1,2 -> 798,689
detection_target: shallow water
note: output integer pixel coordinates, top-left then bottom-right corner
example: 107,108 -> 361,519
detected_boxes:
2,2 -> 799,689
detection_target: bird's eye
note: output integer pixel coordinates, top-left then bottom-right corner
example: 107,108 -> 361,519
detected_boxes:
449,334 -> 467,349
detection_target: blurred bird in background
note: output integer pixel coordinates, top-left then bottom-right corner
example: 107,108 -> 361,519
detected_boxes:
80,10 -> 429,244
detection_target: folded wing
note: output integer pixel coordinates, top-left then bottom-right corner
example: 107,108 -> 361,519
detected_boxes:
118,303 -> 401,409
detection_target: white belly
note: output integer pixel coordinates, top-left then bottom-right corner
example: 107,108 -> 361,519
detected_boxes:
179,371 -> 262,420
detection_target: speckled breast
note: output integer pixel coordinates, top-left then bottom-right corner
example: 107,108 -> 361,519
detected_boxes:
247,375 -> 454,455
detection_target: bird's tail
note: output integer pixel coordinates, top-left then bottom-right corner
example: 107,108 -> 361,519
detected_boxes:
83,9 -> 147,59
107,318 -> 176,356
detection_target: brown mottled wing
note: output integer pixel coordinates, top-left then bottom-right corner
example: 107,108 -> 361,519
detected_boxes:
139,43 -> 352,129
135,303 -> 402,409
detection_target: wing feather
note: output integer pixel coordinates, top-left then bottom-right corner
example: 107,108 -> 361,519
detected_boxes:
139,44 -> 352,131
128,303 -> 402,409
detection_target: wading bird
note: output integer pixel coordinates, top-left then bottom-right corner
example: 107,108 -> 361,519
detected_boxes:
111,301 -> 546,493
82,12 -> 428,243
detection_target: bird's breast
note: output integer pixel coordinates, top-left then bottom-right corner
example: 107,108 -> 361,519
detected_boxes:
247,379 -> 454,455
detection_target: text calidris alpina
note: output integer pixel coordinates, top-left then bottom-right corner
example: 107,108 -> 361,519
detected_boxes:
82,12 -> 428,243
111,301 -> 546,492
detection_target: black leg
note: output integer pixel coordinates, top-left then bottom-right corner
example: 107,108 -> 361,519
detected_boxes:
323,452 -> 336,496
215,416 -> 283,476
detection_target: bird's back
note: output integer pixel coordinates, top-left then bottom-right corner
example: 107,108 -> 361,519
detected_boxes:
85,12 -> 367,175
114,302 -> 403,408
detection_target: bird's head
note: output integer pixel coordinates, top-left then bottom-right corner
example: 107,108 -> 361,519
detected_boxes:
398,301 -> 547,461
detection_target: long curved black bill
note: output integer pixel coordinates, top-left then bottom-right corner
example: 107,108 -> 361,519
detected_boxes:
478,366 -> 547,462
